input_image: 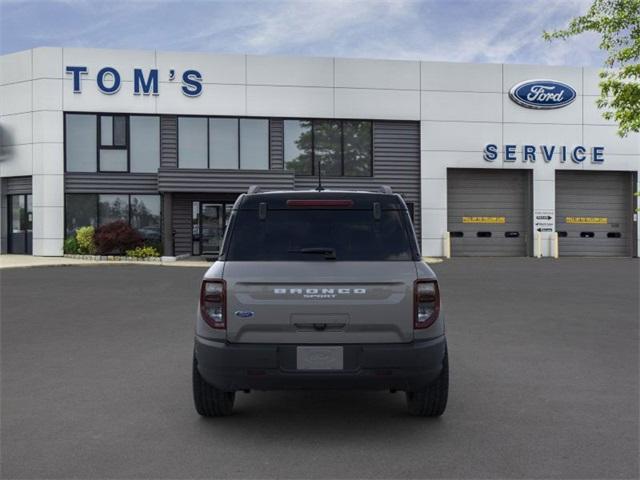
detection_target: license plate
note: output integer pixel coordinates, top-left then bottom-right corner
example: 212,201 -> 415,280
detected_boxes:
296,346 -> 343,370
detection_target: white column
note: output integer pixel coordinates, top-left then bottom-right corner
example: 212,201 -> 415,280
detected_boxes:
32,48 -> 64,256
420,148 -> 447,257
532,168 -> 555,258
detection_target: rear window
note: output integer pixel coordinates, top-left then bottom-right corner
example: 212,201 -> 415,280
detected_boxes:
224,207 -> 417,261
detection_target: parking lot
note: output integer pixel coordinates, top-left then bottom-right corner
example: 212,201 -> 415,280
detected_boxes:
1,258 -> 638,479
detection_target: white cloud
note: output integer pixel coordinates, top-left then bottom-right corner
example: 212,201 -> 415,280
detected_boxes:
0,0 -> 606,66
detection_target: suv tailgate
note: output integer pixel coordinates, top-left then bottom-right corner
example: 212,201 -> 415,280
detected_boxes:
224,261 -> 417,344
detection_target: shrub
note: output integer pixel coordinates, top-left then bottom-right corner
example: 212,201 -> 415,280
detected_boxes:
64,236 -> 79,254
94,221 -> 143,255
75,226 -> 96,254
125,245 -> 160,258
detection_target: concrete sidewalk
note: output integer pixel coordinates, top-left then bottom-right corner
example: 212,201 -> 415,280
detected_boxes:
0,254 -> 442,270
0,254 -> 212,269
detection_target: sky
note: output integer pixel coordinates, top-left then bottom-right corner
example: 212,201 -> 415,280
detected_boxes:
0,0 -> 604,66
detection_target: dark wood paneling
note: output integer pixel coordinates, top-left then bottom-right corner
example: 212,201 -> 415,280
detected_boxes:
158,168 -> 294,193
160,115 -> 178,168
65,173 -> 157,193
6,176 -> 32,195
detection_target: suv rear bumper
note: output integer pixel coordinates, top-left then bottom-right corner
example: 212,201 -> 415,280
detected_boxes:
194,335 -> 447,392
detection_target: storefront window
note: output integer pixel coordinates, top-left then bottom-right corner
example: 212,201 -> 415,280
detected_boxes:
130,195 -> 161,244
284,120 -> 312,175
130,116 -> 160,173
178,117 -> 208,168
313,120 -> 341,176
65,114 -> 97,172
209,118 -> 238,169
65,194 -> 98,236
99,150 -> 127,172
343,121 -> 372,176
98,195 -> 129,225
240,119 -> 269,170
99,115 -> 128,172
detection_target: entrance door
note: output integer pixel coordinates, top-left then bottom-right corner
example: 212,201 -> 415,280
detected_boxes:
8,194 -> 32,254
200,203 -> 224,256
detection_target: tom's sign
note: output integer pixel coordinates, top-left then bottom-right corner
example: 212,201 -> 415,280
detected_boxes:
65,66 -> 203,97
509,79 -> 576,109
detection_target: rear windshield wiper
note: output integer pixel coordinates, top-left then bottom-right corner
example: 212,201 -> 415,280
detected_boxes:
288,247 -> 337,260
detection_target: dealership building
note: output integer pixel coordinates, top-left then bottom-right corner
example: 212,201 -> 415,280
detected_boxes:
0,47 -> 638,258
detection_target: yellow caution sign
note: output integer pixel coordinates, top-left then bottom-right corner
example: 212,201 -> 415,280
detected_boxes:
462,216 -> 506,224
565,217 -> 608,224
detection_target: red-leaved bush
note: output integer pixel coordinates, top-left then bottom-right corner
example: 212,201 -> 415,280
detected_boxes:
94,220 -> 143,255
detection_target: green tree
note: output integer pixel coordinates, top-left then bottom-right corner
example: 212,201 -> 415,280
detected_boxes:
543,0 -> 640,136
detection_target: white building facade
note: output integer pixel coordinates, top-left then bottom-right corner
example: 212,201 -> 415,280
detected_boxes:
1,47 -> 638,257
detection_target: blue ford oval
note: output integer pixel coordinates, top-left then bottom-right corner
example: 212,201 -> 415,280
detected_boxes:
509,79 -> 577,109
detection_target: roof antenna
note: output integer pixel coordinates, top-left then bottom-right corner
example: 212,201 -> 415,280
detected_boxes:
316,158 -> 324,191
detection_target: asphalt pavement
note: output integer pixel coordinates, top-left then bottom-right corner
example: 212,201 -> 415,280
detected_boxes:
1,258 -> 638,479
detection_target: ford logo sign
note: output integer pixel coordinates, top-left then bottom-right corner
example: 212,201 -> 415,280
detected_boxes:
509,79 -> 577,109
234,311 -> 254,318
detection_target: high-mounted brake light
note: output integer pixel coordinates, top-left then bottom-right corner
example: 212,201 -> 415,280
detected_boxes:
200,279 -> 226,329
414,280 -> 440,329
286,199 -> 354,208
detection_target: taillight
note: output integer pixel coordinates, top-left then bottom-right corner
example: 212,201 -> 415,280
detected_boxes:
414,280 -> 440,329
200,279 -> 226,329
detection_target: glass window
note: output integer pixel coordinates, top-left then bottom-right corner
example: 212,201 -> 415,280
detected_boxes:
178,117 -> 208,168
11,195 -> 24,233
65,114 -> 97,172
100,149 -> 127,172
130,116 -> 160,173
210,118 -> 238,169
100,116 -> 113,146
343,121 -> 371,176
130,195 -> 161,245
284,120 -> 312,175
65,194 -> 97,236
226,208 -> 414,261
98,195 -> 129,226
100,115 -> 127,147
192,201 -> 201,255
313,120 -> 341,176
26,194 -> 32,232
239,119 -> 268,170
113,116 -> 127,146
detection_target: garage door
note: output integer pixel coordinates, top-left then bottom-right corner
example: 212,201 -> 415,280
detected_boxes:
447,169 -> 531,256
556,171 -> 634,256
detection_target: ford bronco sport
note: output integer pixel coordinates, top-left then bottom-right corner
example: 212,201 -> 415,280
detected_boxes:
193,186 -> 448,417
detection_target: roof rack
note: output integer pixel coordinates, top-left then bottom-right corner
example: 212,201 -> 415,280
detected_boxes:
377,185 -> 393,194
247,185 -> 261,194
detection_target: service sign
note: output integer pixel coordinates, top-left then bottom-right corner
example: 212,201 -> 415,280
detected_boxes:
509,79 -> 577,109
462,216 -> 506,224
534,210 -> 554,232
566,217 -> 608,224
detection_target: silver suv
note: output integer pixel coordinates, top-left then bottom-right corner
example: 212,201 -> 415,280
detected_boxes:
192,187 -> 448,417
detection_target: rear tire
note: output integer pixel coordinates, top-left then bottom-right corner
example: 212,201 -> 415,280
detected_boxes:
406,346 -> 449,417
193,355 -> 235,417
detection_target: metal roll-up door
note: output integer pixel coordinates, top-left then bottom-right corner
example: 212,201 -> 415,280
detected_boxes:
555,171 -> 633,257
447,169 -> 531,256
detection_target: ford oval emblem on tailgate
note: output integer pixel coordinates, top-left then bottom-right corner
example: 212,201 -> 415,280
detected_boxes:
235,311 -> 254,318
509,79 -> 576,109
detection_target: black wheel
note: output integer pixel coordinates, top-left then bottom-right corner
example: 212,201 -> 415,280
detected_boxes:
406,347 -> 449,417
192,355 -> 235,417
